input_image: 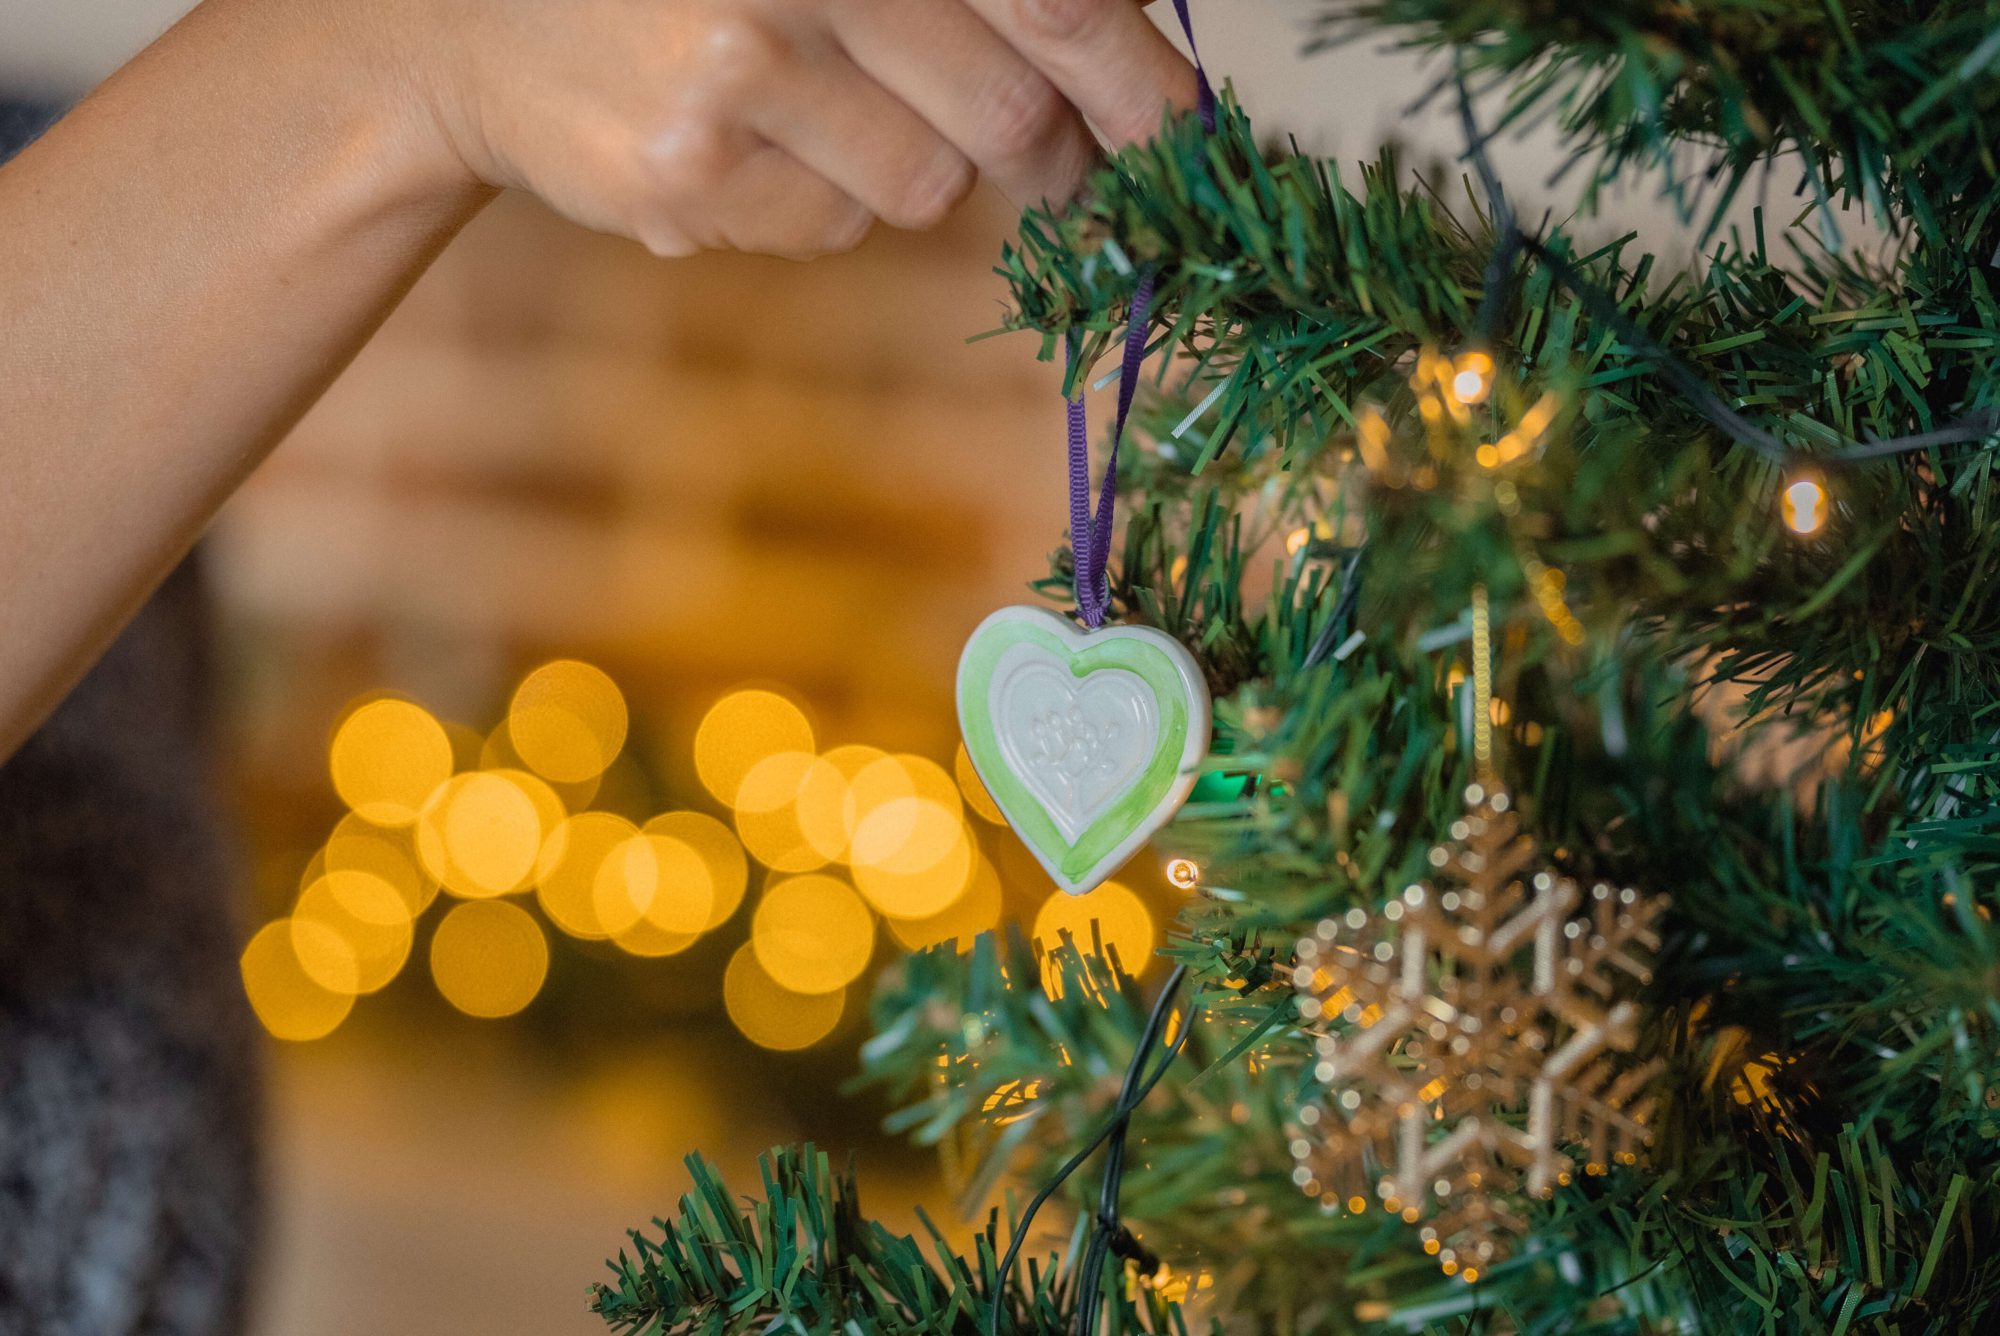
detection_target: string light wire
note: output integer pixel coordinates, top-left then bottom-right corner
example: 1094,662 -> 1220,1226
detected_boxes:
1452,71 -> 1999,473
1302,544 -> 1370,670
988,964 -> 1193,1336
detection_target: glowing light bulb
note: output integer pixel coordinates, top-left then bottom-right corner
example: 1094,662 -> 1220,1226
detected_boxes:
1165,858 -> 1200,889
1450,351 -> 1494,405
1782,476 -> 1827,535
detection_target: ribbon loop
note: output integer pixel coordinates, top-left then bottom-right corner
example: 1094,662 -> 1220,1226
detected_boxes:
1167,0 -> 1217,131
1066,269 -> 1156,628
1060,0 -> 1209,628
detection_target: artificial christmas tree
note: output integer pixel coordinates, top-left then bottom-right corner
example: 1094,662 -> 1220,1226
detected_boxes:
593,1 -> 2000,1330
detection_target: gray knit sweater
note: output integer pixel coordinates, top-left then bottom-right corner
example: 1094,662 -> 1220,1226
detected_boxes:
0,100 -> 261,1336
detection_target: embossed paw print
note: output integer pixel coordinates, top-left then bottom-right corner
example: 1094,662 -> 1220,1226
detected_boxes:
1027,703 -> 1126,804
1056,707 -> 1099,778
1030,708 -> 1090,802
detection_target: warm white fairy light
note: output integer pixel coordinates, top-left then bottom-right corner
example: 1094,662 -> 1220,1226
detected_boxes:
1782,476 -> 1827,535
1451,351 -> 1494,405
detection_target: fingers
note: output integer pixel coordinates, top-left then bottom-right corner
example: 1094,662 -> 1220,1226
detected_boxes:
832,0 -> 1099,208
630,118 -> 876,260
961,0 -> 1199,148
741,40 -> 977,232
713,147 -> 879,259
475,0 -> 1197,263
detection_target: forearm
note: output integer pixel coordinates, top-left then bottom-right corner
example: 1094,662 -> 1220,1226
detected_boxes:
0,0 -> 1195,762
0,0 -> 483,760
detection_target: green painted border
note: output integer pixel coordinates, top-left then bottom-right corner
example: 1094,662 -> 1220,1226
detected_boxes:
958,618 -> 1192,883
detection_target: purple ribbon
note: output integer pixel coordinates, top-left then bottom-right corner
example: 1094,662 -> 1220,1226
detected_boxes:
1168,0 -> 1218,132
1061,0 -> 1210,627
1066,269 -> 1155,628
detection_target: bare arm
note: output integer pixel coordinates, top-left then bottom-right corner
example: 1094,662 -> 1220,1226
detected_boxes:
0,0 -> 1194,760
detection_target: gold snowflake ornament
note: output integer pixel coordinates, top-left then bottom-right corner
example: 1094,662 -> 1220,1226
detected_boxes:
1289,783 -> 1665,1277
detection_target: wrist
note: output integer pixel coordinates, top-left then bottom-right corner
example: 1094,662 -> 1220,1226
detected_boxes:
213,0 -> 495,213
335,0 -> 501,203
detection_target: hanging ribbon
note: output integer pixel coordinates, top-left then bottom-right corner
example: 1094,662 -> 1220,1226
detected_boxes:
1062,2 -> 1212,627
1168,0 -> 1218,131
1065,270 -> 1155,628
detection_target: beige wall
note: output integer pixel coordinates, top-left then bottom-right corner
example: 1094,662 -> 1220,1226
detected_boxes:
2,0 -> 193,93
2,1 -> 1432,153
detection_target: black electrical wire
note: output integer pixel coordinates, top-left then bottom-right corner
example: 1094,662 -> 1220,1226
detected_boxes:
1302,543 -> 1369,670
1450,71 -> 1998,472
987,965 -> 1193,1336
1073,979 -> 1194,1336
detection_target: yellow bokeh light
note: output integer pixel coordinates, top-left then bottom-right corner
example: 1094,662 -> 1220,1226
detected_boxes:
492,766 -> 571,877
328,698 -> 453,826
886,855 -> 1002,954
854,842 -> 975,921
752,874 -> 874,994
536,811 -> 638,939
732,750 -> 835,873
822,743 -> 890,790
416,771 -> 548,898
482,719 -> 601,810
429,900 -> 549,1019
593,833 -> 714,937
589,834 -> 654,937
1165,857 -> 1200,890
1782,476 -> 1827,535
1033,881 -> 1156,993
723,943 -> 845,1052
845,754 -> 962,870
847,752 -> 958,838
897,754 -> 961,815
1450,350 -> 1494,405
642,812 -> 749,930
793,756 -> 853,862
695,690 -> 814,806
852,795 -> 963,874
293,870 -> 412,994
319,814 -> 439,918
609,916 -> 701,958
842,753 -> 914,843
508,659 -> 629,784
954,743 -> 1005,825
1356,405 -> 1397,482
241,919 -> 355,1041
851,803 -> 975,919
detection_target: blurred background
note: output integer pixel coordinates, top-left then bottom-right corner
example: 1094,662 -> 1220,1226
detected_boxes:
0,4 -> 1626,1333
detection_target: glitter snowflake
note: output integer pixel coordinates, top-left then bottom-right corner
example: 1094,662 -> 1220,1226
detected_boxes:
1288,783 -> 1665,1277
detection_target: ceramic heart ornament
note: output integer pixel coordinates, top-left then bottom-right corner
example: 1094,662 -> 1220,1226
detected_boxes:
957,606 -> 1211,895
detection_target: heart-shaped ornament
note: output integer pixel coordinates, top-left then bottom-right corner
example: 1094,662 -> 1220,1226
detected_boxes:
957,606 -> 1211,895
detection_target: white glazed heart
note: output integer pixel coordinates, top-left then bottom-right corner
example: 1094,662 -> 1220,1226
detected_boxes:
957,607 -> 1210,895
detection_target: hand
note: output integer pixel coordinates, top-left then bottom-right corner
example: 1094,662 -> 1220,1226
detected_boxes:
386,0 -> 1199,259
0,0 -> 1195,758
